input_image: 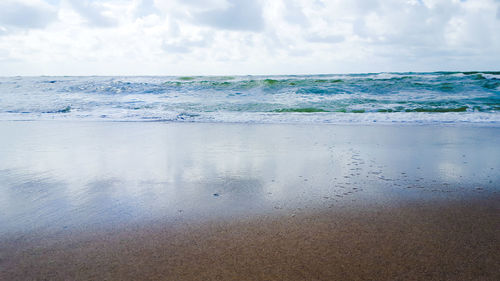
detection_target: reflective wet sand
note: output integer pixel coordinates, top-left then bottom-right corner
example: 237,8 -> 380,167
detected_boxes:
0,121 -> 499,280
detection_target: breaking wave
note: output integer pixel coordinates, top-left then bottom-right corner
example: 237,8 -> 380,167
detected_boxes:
1,72 -> 499,124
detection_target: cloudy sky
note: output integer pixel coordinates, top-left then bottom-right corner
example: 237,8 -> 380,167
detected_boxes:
1,0 -> 499,75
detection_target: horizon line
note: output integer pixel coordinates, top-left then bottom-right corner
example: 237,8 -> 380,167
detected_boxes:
2,70 -> 500,78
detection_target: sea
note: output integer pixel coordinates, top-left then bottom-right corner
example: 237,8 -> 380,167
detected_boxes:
1,71 -> 499,124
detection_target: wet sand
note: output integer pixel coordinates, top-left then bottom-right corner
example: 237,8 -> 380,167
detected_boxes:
1,121 -> 499,280
1,197 -> 499,280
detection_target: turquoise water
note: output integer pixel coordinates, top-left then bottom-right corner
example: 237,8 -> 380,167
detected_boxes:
1,72 -> 499,123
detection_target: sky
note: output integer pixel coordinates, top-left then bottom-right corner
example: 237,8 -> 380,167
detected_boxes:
0,0 -> 499,76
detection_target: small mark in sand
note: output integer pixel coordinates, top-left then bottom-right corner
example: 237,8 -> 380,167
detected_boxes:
213,193 -> 220,197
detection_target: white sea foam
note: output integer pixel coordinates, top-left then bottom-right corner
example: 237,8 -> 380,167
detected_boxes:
0,74 -> 498,124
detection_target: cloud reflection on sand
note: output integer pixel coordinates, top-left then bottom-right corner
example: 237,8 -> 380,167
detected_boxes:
0,122 -> 499,235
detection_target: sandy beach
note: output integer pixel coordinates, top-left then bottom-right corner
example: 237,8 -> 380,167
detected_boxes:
2,0 -> 500,278
1,121 -> 499,280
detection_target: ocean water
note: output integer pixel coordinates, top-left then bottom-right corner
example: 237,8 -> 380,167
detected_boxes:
0,72 -> 499,124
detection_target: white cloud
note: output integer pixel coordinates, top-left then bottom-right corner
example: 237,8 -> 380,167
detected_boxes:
0,0 -> 499,75
65,0 -> 117,27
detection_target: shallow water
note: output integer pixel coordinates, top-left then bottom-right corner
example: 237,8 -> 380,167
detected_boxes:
0,121 -> 499,236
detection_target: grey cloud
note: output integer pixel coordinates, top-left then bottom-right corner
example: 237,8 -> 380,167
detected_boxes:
68,0 -> 116,27
313,0 -> 326,8
353,0 -> 380,13
0,1 -> 57,29
181,0 -> 215,6
196,0 -> 264,31
288,48 -> 309,57
283,1 -> 309,25
135,0 -> 158,18
44,0 -> 61,5
162,43 -> 191,54
306,34 -> 344,44
353,18 -> 368,38
168,20 -> 181,37
0,48 -> 9,60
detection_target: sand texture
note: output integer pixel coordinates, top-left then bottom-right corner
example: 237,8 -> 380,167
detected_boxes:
1,198 -> 499,280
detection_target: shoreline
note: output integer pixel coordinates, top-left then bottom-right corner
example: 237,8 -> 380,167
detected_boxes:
2,118 -> 500,127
